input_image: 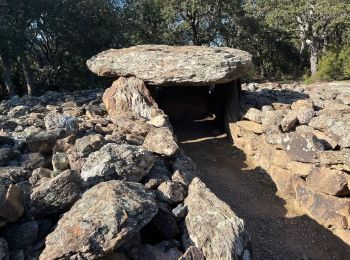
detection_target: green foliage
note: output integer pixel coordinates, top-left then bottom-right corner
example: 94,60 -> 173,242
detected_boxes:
1,0 -> 350,97
308,46 -> 350,82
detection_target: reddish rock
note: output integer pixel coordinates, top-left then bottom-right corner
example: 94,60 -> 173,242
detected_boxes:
102,77 -> 162,120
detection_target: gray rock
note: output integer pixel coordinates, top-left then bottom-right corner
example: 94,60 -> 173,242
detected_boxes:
0,184 -> 24,223
184,178 -> 250,260
74,134 -> 104,156
44,113 -> 79,134
281,133 -> 324,163
51,153 -> 70,172
20,153 -> 47,170
144,160 -> 171,189
157,181 -> 187,204
87,45 -> 252,86
26,129 -> 66,154
242,108 -> 262,123
143,127 -> 179,156
309,113 -> 350,148
40,180 -> 158,260
172,203 -> 187,220
0,167 -> 30,186
171,155 -> 197,187
81,143 -> 154,186
30,170 -> 84,217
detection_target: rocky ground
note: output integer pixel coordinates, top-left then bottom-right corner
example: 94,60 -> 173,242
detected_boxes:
174,117 -> 350,259
230,81 -> 350,247
0,77 -> 251,259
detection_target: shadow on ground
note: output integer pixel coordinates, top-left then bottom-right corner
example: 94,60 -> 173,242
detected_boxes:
172,118 -> 350,260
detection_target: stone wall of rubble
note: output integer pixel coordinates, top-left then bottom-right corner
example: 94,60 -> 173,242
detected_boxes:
230,81 -> 350,244
0,76 -> 251,260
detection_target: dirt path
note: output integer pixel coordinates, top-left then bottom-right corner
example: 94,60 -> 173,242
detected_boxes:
173,118 -> 350,260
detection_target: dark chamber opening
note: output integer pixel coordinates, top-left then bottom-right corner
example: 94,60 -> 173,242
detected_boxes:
151,81 -> 241,132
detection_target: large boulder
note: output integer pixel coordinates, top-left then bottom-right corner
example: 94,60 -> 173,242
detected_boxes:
81,143 -> 155,186
183,178 -> 251,260
103,77 -> 162,120
30,170 -> 84,217
40,180 -> 158,260
87,45 -> 252,86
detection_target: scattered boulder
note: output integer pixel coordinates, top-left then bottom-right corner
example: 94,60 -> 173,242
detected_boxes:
0,167 -> 30,186
26,129 -> 66,154
40,180 -> 158,260
306,167 -> 350,197
44,113 -> 79,134
184,178 -> 251,260
52,152 -> 70,172
242,108 -> 262,123
30,170 -> 84,217
157,181 -> 187,204
74,134 -> 105,156
143,127 -> 179,156
81,143 -> 154,186
102,77 -> 162,120
280,133 -> 324,163
293,178 -> 350,229
0,184 -> 24,223
20,153 -> 47,170
87,45 -> 253,86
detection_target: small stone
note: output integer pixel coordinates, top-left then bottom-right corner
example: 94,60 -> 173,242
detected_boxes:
242,108 -> 262,123
52,153 -> 70,172
157,181 -> 187,204
280,114 -> 298,132
172,203 -> 187,220
147,114 -> 169,127
143,127 -> 179,156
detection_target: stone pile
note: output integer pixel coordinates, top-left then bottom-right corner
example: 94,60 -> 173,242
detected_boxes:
0,45 -> 252,260
230,81 -> 350,244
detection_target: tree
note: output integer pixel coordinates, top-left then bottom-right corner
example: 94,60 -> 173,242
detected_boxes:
264,0 -> 350,75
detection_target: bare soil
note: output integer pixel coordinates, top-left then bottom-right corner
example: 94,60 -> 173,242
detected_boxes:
173,118 -> 350,260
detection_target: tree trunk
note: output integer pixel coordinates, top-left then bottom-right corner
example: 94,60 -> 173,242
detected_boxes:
0,55 -> 15,97
19,55 -> 35,96
310,40 -> 318,76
